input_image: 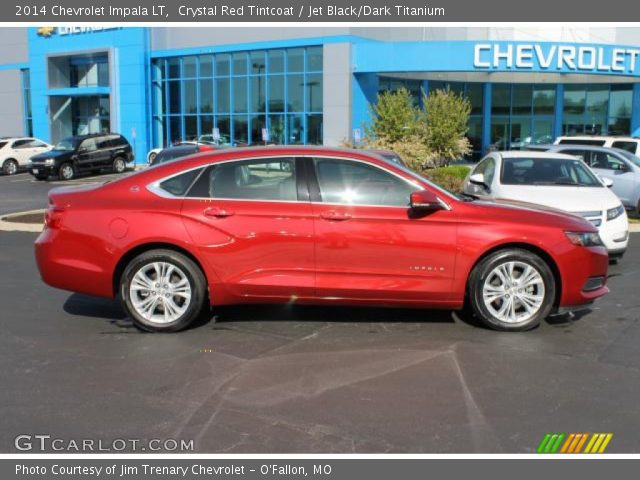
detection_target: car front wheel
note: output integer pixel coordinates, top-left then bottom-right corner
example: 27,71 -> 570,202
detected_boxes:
468,248 -> 555,331
120,249 -> 208,332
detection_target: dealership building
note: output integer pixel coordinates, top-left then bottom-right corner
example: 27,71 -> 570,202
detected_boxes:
2,26 -> 640,162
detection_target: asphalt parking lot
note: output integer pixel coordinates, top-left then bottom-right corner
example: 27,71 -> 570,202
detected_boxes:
1,171 -> 640,453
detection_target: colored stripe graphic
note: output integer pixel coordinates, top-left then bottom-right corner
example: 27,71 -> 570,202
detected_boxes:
538,433 -> 613,453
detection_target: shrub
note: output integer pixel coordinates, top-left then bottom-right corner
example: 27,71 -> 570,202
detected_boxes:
423,165 -> 471,193
421,88 -> 472,167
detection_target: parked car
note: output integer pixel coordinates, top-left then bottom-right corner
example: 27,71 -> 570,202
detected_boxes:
367,149 -> 408,167
150,144 -> 216,166
29,133 -> 134,181
0,137 -> 51,175
463,151 -> 628,261
147,141 -> 222,164
35,146 -> 609,333
555,135 -> 640,156
527,144 -> 640,214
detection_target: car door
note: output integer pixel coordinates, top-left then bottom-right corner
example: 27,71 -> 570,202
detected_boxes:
77,138 -> 99,170
9,139 -> 33,166
587,151 -> 635,205
308,156 -> 457,302
180,156 -> 315,298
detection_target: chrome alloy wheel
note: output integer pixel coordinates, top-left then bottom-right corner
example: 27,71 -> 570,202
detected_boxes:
60,164 -> 74,180
129,262 -> 192,324
482,261 -> 545,324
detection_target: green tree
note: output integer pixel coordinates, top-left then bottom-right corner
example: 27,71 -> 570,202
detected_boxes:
365,87 -> 421,143
421,88 -> 472,166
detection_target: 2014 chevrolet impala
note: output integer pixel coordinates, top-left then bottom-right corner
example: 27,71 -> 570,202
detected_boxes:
35,147 -> 609,332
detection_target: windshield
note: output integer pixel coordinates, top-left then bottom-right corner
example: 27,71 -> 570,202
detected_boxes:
53,138 -> 78,151
501,157 -> 602,187
617,149 -> 640,168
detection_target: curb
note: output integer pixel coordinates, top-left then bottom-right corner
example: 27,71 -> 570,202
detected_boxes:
0,209 -> 45,233
630,223 -> 640,233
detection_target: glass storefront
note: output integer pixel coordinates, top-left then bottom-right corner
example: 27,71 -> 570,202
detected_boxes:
151,46 -> 323,148
563,84 -> 632,136
376,78 -> 636,159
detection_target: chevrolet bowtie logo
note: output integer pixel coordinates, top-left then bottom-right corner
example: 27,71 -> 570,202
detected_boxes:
37,27 -> 56,37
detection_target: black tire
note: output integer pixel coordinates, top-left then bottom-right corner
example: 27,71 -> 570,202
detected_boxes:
112,156 -> 127,174
58,162 -> 75,181
2,159 -> 18,175
120,249 -> 207,332
148,152 -> 157,164
34,173 -> 48,181
467,248 -> 556,332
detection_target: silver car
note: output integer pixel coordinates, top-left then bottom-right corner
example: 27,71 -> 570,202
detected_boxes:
529,144 -> 640,214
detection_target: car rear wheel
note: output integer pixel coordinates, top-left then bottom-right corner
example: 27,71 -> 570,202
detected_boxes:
2,159 -> 18,175
120,249 -> 207,332
58,163 -> 75,181
468,248 -> 555,331
112,156 -> 126,174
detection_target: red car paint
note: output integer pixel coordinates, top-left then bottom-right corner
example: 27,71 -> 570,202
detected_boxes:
35,146 -> 608,313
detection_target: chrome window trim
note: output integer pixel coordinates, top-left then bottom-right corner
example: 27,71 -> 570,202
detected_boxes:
146,153 -> 452,210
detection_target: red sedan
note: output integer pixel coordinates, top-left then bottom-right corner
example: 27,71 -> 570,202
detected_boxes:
35,146 -> 609,332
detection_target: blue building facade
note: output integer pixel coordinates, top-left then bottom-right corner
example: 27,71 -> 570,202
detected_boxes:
4,27 -> 640,164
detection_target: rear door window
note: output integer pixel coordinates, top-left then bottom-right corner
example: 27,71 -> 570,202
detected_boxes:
159,168 -> 204,196
187,157 -> 297,201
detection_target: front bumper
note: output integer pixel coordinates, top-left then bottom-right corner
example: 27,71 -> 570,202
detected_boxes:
598,212 -> 629,254
29,163 -> 56,176
557,244 -> 610,308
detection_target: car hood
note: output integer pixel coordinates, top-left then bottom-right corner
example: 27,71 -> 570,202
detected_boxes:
31,149 -> 72,161
495,185 -> 620,213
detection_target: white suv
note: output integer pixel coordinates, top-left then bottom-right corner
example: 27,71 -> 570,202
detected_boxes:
555,136 -> 640,156
0,137 -> 52,175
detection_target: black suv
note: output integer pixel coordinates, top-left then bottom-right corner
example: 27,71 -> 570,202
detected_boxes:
29,133 -> 134,181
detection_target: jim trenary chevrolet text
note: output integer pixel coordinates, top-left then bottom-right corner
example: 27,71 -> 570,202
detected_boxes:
34,146 -> 610,332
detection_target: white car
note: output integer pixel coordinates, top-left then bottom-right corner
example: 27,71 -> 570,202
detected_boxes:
1,137 -> 52,175
555,135 -> 640,157
463,151 -> 629,261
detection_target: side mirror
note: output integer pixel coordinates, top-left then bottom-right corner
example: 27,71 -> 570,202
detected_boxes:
409,190 -> 445,212
602,177 -> 614,188
469,173 -> 486,186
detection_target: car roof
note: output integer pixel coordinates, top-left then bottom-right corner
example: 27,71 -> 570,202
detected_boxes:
549,144 -> 632,154
495,150 -> 580,160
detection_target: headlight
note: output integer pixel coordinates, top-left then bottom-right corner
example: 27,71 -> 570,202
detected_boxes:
606,204 -> 625,221
565,231 -> 603,247
44,158 -> 54,165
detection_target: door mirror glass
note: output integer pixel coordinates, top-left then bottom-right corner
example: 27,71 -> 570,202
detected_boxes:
409,190 -> 444,212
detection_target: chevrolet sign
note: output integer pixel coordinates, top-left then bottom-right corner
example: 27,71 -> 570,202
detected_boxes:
473,43 -> 640,74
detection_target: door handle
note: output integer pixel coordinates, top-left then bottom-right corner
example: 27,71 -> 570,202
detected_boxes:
320,210 -> 352,221
203,206 -> 235,218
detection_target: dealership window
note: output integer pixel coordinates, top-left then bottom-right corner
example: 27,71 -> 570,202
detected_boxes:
21,69 -> 32,137
69,55 -> 109,88
151,46 -> 323,148
562,84 -> 632,136
489,84 -> 555,151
